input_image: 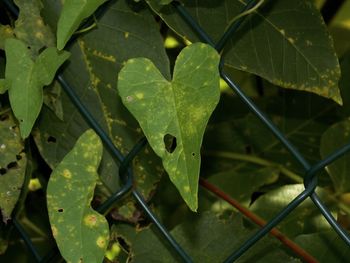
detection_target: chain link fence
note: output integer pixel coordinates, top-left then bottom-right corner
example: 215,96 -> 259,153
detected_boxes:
2,0 -> 350,262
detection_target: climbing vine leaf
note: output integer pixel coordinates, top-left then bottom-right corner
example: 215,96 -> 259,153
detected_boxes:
0,113 -> 27,223
148,0 -> 342,104
57,0 -> 108,50
47,130 -> 109,263
3,38 -> 69,138
118,43 -> 220,211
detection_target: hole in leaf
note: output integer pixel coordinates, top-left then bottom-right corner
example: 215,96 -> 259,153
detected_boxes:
0,168 -> 6,175
27,46 -> 31,50
38,46 -> 47,54
57,208 -> 64,213
7,162 -> 18,169
0,114 -> 9,121
117,237 -> 130,253
47,136 -> 57,143
191,152 -> 195,157
20,119 -> 23,123
16,155 -> 22,161
164,134 -> 177,153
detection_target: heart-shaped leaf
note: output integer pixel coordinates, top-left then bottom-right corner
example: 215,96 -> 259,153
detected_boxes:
37,0 -> 170,221
57,0 -> 108,50
3,38 -> 69,138
118,43 -> 220,211
47,129 -> 109,262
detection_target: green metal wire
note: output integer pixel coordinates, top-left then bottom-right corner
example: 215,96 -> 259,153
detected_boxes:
3,0 -> 350,262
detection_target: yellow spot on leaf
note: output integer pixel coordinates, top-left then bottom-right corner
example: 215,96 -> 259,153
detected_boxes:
62,169 -> 72,179
84,214 -> 97,227
135,92 -> 144,99
51,226 -> 58,238
35,32 -> 44,40
92,50 -> 116,62
96,236 -> 107,249
184,186 -> 190,193
86,165 -> 95,173
124,32 -> 129,39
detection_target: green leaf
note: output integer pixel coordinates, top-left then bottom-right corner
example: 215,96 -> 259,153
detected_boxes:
207,167 -> 279,206
0,79 -> 8,94
13,0 -> 55,55
147,0 -> 172,6
148,0 -> 342,104
295,231 -> 350,263
57,0 -> 108,50
250,184 -> 334,237
47,129 -> 109,263
0,25 -> 14,50
114,212 -> 300,263
0,113 -> 27,222
118,43 -> 220,211
320,119 -> 350,194
36,0 -> 169,221
4,38 -> 69,138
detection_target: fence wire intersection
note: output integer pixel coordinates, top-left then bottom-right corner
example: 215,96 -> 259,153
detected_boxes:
2,0 -> 350,262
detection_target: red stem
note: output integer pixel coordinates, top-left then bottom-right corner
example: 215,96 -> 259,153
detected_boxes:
199,178 -> 318,263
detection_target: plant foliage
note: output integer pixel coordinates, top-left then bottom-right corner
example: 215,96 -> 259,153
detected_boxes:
0,0 -> 350,262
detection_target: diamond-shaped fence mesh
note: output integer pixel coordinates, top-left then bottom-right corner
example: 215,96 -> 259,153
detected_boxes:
2,0 -> 350,262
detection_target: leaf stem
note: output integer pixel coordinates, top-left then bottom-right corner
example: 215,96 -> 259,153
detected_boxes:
224,0 -> 265,31
199,178 -> 318,263
203,150 -> 303,183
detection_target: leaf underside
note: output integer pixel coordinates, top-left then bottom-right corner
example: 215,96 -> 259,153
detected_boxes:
147,0 -> 342,104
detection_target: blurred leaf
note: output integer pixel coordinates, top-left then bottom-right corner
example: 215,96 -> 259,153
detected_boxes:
294,231 -> 350,263
13,0 -> 55,55
338,51 -> 350,116
36,0 -> 169,220
329,26 -> 350,57
203,91 -> 338,177
57,0 -> 108,50
320,119 -> 350,194
4,38 -> 69,138
118,43 -> 220,211
43,81 -> 64,120
148,0 -> 342,104
207,167 -> 279,206
251,184 -> 334,237
114,212 -> 300,263
47,130 -> 109,262
0,113 -> 26,222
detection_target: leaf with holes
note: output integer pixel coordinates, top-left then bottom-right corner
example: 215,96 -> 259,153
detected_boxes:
57,0 -> 108,50
118,43 -> 220,211
0,113 -> 27,223
320,119 -> 350,194
47,129 -> 109,262
13,0 -> 55,55
4,38 -> 69,138
148,0 -> 342,104
36,0 -> 169,221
